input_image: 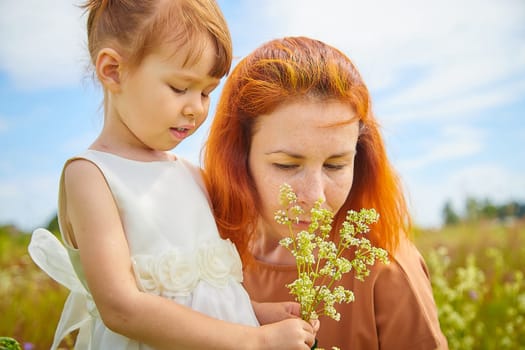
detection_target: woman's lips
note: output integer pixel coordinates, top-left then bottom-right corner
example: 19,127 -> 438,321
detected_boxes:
294,220 -> 311,230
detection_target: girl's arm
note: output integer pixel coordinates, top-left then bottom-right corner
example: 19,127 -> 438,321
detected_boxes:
63,159 -> 316,350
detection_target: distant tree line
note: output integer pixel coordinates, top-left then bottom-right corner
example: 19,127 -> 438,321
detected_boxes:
11,199 -> 525,235
442,197 -> 525,226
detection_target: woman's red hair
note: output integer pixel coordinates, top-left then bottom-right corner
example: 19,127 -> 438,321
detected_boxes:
203,37 -> 411,265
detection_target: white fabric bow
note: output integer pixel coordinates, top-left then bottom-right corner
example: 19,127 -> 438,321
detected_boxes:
28,228 -> 94,350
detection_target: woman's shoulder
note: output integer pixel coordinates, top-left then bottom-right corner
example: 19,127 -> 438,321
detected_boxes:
371,236 -> 432,297
370,236 -> 448,349
388,236 -> 431,281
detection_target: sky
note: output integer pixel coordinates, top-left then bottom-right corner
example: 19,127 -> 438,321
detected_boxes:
1,0 -> 524,232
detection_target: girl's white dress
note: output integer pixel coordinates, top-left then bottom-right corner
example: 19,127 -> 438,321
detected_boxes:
28,150 -> 259,349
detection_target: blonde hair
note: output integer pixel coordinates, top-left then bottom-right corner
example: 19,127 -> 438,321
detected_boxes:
82,0 -> 232,77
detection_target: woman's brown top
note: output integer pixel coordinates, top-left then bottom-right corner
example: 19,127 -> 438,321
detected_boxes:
243,236 -> 448,350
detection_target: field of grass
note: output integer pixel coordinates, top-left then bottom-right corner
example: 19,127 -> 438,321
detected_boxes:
414,220 -> 525,349
1,220 -> 524,349
0,227 -> 74,350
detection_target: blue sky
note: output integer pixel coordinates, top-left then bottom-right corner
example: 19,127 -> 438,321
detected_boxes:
1,0 -> 524,232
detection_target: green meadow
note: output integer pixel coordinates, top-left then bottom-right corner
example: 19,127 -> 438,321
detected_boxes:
1,219 -> 524,349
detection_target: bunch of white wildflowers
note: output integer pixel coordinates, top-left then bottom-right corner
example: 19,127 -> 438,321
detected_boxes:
275,183 -> 389,324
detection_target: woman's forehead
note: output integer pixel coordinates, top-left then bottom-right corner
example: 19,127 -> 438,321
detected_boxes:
258,100 -> 357,128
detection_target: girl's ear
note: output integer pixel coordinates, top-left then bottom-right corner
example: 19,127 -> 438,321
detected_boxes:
95,48 -> 123,92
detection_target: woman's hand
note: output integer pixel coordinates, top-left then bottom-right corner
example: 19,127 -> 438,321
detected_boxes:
252,300 -> 301,325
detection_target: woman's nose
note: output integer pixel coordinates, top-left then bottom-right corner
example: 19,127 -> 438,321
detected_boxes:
296,171 -> 326,207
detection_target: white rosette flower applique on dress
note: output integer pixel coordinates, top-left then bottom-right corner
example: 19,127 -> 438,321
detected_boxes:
132,237 -> 243,299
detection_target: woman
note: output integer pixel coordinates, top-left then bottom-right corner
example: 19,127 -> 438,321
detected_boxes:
203,36 -> 448,349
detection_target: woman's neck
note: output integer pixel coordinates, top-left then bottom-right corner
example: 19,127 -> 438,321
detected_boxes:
251,231 -> 297,266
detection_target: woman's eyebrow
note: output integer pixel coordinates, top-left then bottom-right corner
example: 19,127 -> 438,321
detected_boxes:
265,150 -> 356,158
329,150 -> 357,158
265,150 -> 304,158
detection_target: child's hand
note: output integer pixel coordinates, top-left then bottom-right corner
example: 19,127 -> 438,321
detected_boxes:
252,300 -> 301,325
259,318 -> 317,349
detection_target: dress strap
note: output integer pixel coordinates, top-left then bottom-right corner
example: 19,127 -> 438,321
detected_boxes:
28,228 -> 95,350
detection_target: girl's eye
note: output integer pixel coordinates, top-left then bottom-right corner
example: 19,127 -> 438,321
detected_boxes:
273,163 -> 299,170
170,86 -> 187,94
202,86 -> 218,98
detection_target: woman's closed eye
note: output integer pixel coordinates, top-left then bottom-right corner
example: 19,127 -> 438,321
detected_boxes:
272,163 -> 348,170
272,163 -> 299,170
324,163 -> 347,170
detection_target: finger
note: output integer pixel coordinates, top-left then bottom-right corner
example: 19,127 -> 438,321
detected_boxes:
305,330 -> 315,347
286,301 -> 301,317
309,319 -> 320,333
301,320 -> 313,333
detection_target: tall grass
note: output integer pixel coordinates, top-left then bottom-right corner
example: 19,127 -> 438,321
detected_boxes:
1,220 -> 524,349
0,227 -> 73,350
415,219 -> 525,349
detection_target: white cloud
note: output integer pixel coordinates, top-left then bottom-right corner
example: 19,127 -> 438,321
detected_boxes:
380,78 -> 525,125
398,125 -> 484,172
0,0 -> 87,89
0,173 -> 59,231
1,0 -> 522,98
1,0 -> 523,233
243,1 -> 525,230
449,164 -> 525,202
245,0 -> 525,120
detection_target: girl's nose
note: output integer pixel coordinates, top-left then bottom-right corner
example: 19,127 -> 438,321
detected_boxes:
182,93 -> 205,118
